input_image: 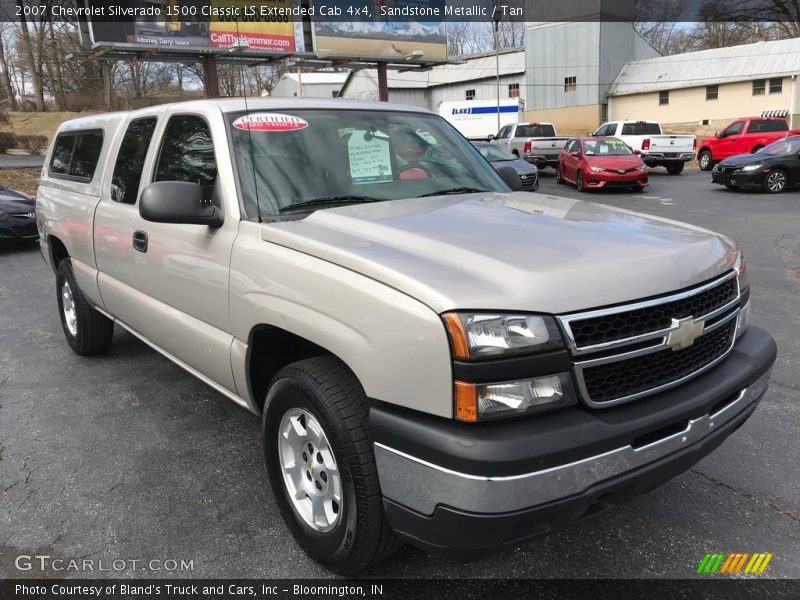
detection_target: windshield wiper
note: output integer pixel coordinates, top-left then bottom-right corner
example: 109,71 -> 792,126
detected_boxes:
417,187 -> 488,197
279,195 -> 384,213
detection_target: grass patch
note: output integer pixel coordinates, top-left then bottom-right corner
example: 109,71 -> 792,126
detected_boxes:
0,168 -> 41,196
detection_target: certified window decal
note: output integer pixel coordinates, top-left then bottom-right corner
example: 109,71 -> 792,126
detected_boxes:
232,113 -> 308,132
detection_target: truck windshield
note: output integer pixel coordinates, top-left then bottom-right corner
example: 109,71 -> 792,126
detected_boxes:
516,124 -> 556,137
226,109 -> 507,218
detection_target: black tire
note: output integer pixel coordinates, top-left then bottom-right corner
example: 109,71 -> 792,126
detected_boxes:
724,184 -> 737,190
263,356 -> 400,574
56,260 -> 114,356
698,150 -> 713,171
751,146 -> 763,154
576,170 -> 586,192
555,165 -> 564,184
666,163 -> 684,175
763,169 -> 787,194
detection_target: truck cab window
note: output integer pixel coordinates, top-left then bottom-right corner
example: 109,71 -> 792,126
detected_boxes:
723,122 -> 744,137
111,117 -> 158,204
154,115 -> 218,200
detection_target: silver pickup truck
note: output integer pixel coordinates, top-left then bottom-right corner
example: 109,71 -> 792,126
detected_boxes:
36,99 -> 776,574
492,122 -> 570,168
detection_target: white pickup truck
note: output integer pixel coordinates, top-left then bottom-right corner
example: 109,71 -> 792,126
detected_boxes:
492,122 -> 570,169
35,98 -> 775,574
591,121 -> 696,174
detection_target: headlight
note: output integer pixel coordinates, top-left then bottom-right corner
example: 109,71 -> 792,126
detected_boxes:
741,164 -> 763,172
455,373 -> 577,421
735,252 -> 750,292
636,164 -> 648,172
589,166 -> 603,173
442,313 -> 563,360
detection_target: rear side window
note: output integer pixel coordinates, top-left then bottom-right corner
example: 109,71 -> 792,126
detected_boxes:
621,122 -> 661,135
516,124 -> 556,137
111,117 -> 158,204
154,114 -> 217,199
49,130 -> 104,181
748,119 -> 788,133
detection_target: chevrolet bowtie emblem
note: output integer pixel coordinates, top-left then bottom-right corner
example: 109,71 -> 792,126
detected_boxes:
666,316 -> 705,350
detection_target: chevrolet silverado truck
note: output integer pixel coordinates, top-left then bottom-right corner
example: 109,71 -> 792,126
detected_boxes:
591,120 -> 696,175
697,116 -> 800,171
492,122 -> 570,168
36,99 -> 776,574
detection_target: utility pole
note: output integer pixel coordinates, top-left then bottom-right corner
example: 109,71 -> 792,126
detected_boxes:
296,65 -> 303,96
202,55 -> 219,98
377,62 -> 388,101
493,2 -> 501,132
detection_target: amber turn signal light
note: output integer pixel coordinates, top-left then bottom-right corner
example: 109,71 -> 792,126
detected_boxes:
442,313 -> 470,360
454,381 -> 478,422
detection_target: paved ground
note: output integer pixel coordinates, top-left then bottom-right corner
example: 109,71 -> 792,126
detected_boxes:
0,154 -> 44,169
0,168 -> 798,579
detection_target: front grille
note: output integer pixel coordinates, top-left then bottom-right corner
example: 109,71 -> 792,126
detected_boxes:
519,173 -> 538,191
569,276 -> 737,348
581,321 -> 735,404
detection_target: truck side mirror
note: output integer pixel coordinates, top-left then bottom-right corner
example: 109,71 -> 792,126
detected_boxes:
570,150 -> 580,157
487,134 -> 495,141
495,164 -> 522,191
714,131 -> 722,139
587,131 -> 594,137
633,149 -> 642,155
139,181 -> 224,228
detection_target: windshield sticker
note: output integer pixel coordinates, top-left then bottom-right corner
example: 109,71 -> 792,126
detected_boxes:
233,113 -> 308,132
348,131 -> 393,185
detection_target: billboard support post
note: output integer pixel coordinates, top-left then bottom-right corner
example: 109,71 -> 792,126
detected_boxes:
203,55 -> 220,98
377,62 -> 388,102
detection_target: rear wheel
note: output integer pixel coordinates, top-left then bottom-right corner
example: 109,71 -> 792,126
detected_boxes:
698,150 -> 713,171
666,163 -> 684,175
263,356 -> 400,574
751,145 -> 763,154
56,260 -> 114,355
576,170 -> 586,192
763,169 -> 787,193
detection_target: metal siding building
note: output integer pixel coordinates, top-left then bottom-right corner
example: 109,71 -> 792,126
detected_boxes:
524,21 -> 658,131
339,48 -> 526,113
270,72 -> 349,98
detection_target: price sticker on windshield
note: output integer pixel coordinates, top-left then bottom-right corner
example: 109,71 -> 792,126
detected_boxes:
233,113 -> 308,132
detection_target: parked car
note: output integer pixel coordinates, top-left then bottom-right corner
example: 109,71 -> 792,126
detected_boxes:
37,99 -> 775,573
0,185 -> 37,245
491,122 -> 570,169
711,136 -> 800,193
557,137 -> 649,192
473,141 -> 539,191
697,117 -> 800,171
591,120 -> 695,175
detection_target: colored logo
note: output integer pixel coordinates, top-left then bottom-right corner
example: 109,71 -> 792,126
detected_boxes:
696,552 -> 773,574
232,113 -> 308,132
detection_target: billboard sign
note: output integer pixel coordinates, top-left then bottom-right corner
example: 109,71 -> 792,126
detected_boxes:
83,0 -> 296,54
312,0 -> 446,61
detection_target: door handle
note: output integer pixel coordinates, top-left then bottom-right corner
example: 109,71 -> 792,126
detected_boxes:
133,230 -> 148,253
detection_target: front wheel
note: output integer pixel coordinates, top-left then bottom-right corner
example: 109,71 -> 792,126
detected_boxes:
56,260 -> 114,355
666,163 -> 684,175
263,356 -> 400,574
763,169 -> 787,193
698,150 -> 713,171
576,170 -> 587,192
556,165 -> 564,184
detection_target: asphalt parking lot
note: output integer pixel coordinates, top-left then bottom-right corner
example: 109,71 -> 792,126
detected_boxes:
0,167 -> 798,579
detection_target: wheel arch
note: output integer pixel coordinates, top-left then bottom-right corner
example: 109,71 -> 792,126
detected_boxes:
48,235 -> 69,273
246,324 -> 360,414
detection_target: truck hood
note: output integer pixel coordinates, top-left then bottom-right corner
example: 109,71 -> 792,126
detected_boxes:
261,193 -> 737,314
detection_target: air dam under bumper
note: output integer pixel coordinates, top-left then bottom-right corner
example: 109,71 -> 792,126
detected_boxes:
370,326 -> 776,555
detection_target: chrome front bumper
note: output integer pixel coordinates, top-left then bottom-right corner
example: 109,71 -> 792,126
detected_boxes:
374,368 -> 771,516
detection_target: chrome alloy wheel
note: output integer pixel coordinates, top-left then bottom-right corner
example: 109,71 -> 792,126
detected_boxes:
61,280 -> 78,336
766,170 -> 786,192
278,408 -> 342,532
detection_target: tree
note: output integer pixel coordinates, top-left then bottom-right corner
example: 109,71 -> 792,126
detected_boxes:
15,0 -> 48,111
0,25 -> 18,109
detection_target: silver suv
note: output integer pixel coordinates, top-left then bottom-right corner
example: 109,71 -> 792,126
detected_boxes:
35,99 -> 776,573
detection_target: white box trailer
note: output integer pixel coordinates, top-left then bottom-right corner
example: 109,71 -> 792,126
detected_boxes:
439,98 -> 524,140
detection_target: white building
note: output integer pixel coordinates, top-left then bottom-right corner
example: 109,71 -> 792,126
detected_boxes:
608,37 -> 800,129
270,72 -> 349,98
339,47 -> 526,113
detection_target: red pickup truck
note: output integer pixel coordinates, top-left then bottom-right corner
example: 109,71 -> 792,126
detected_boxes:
697,117 -> 800,170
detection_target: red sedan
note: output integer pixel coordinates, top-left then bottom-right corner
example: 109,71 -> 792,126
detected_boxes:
557,137 -> 649,192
